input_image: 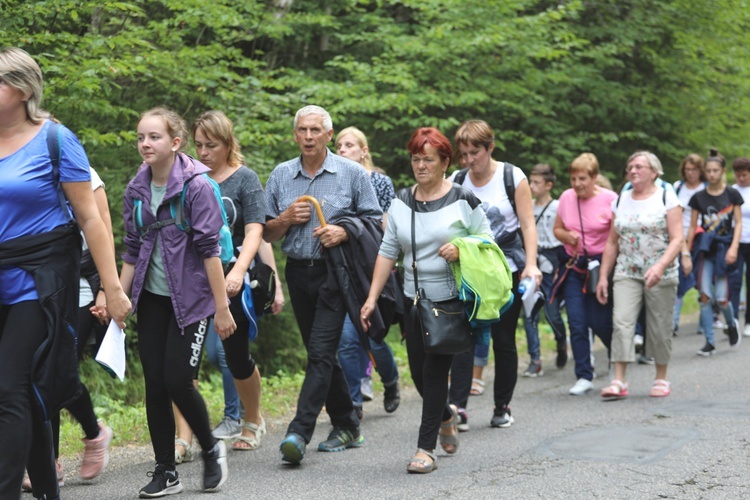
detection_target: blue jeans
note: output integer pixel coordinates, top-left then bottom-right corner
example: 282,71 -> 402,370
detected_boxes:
729,242 -> 750,322
205,320 -> 241,421
524,270 -> 567,361
562,269 -> 612,381
699,255 -> 734,346
337,315 -> 399,407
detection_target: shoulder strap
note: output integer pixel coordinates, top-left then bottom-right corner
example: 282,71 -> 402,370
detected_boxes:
675,180 -> 683,195
174,173 -> 229,232
503,162 -> 516,215
411,188 -> 419,298
46,122 -> 72,220
453,168 -> 469,185
535,199 -> 553,224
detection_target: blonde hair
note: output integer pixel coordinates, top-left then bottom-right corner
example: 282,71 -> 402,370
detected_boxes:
192,110 -> 244,168
570,153 -> 599,177
335,126 -> 375,171
139,107 -> 188,151
595,175 -> 613,191
0,47 -> 49,124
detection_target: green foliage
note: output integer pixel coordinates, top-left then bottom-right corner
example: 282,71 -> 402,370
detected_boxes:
3,0 -> 749,413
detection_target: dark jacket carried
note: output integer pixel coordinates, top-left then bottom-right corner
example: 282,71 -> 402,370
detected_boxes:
0,222 -> 83,415
322,216 -> 402,344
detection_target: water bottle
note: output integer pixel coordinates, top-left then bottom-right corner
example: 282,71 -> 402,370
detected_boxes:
518,276 -> 533,296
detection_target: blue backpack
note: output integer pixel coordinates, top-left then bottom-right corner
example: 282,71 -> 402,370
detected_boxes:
133,174 -> 234,265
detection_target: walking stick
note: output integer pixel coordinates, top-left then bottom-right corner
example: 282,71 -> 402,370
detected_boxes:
295,195 -> 377,369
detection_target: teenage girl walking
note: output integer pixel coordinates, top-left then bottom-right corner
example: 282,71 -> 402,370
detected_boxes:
120,107 -> 236,497
686,149 -> 743,355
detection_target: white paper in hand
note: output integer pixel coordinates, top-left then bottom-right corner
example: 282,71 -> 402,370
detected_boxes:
521,280 -> 544,318
95,321 -> 126,381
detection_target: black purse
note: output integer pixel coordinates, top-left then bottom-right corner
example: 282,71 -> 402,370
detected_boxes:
410,188 -> 472,355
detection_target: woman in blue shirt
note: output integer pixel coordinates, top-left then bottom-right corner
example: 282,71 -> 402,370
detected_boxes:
0,47 -> 130,498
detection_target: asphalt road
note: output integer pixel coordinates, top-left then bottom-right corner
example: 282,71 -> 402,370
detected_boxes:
53,319 -> 750,499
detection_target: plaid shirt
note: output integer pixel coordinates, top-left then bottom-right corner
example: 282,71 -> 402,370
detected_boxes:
265,149 -> 382,259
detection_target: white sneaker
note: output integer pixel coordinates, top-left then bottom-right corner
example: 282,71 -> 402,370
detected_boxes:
743,324 -> 750,337
569,378 -> 594,396
713,318 -> 725,330
633,334 -> 644,347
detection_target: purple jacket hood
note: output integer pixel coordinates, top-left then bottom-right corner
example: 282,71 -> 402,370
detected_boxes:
122,153 -> 225,329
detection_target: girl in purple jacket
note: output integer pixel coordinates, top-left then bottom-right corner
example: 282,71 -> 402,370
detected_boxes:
119,107 -> 235,497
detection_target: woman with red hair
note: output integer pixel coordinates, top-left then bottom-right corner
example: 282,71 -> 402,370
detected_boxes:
361,127 -> 492,473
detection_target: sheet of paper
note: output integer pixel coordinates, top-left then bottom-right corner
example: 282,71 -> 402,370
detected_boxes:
95,321 -> 126,381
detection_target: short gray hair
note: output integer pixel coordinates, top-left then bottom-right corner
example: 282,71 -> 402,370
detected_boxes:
0,47 -> 49,124
294,105 -> 333,132
627,150 -> 663,177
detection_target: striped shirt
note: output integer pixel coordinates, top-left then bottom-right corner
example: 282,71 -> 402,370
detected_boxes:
265,149 -> 382,259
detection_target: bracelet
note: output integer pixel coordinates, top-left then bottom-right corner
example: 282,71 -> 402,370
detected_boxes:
98,287 -> 105,293
681,252 -> 691,257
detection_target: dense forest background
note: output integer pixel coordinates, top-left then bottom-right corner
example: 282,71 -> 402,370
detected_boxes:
2,0 -> 749,374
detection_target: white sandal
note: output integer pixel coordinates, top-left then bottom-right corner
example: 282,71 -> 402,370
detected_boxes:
174,438 -> 193,464
232,418 -> 266,451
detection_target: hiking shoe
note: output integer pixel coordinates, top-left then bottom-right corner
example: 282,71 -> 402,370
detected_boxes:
202,440 -> 228,492
556,343 -> 568,368
383,381 -> 401,413
569,378 -> 594,396
490,406 -> 514,428
361,377 -> 374,401
727,318 -> 741,347
744,324 -> 750,337
696,342 -> 716,356
522,361 -> 543,378
637,355 -> 655,365
317,427 -> 364,452
80,422 -> 113,480
211,416 -> 242,440
139,465 -> 183,498
456,407 -> 470,432
280,433 -> 306,464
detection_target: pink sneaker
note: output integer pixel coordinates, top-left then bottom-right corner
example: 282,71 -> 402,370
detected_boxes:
80,422 -> 113,480
21,461 -> 64,492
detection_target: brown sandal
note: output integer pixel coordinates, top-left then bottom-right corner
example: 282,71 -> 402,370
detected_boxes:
439,405 -> 459,454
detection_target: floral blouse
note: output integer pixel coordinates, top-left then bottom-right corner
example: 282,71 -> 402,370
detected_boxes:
612,187 -> 680,281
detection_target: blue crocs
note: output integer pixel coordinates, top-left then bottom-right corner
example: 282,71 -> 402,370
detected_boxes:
280,433 -> 306,465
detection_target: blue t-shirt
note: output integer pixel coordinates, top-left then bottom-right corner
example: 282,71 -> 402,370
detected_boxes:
0,120 -> 91,304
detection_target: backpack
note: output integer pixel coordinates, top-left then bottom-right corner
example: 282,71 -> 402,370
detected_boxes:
453,162 -> 517,214
675,180 -> 708,196
132,173 -> 234,265
616,178 -> 670,208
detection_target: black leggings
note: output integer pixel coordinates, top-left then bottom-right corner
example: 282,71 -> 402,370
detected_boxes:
0,301 -> 49,496
403,296 -> 454,451
137,291 -> 216,467
450,273 -> 520,412
221,288 -> 256,380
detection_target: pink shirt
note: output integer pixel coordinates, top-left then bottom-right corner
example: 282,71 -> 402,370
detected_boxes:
557,187 -> 617,256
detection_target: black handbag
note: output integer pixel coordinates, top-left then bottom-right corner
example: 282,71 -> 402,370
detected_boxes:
249,260 -> 276,316
409,187 -> 472,355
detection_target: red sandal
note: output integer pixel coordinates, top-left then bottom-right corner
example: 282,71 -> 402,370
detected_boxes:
601,379 -> 629,400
